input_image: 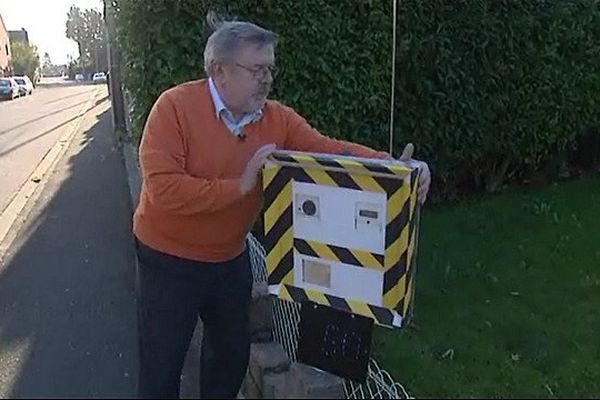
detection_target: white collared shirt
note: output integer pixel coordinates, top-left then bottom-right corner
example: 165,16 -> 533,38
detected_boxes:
208,77 -> 263,137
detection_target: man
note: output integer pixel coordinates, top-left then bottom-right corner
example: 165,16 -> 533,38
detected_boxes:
134,20 -> 431,399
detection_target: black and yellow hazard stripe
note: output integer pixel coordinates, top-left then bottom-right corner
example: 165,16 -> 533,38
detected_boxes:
383,169 -> 420,317
397,169 -> 421,318
271,152 -> 411,179
263,153 -> 421,327
279,284 -> 397,327
270,152 -> 410,194
263,164 -> 294,286
381,177 -> 412,309
294,238 -> 385,269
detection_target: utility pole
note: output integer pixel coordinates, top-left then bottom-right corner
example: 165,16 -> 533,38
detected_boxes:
104,0 -> 126,134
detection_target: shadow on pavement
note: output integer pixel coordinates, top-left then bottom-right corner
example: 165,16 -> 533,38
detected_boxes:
0,100 -> 138,398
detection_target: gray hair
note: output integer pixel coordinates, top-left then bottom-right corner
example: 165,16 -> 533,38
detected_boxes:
203,15 -> 278,76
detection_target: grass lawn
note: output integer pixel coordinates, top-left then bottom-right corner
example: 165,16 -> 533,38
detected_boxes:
374,174 -> 600,398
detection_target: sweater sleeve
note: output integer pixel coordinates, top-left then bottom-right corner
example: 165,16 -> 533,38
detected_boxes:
282,106 -> 389,159
139,92 -> 245,215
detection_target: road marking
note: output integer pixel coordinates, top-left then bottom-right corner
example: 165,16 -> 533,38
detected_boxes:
0,87 -> 101,249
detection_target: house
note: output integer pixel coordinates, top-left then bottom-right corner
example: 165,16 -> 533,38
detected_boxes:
0,13 -> 11,77
8,28 -> 29,45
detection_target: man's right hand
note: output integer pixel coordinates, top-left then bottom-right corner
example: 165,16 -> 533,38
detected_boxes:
240,144 -> 277,195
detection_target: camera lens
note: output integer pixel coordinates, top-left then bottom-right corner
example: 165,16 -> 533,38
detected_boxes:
302,200 -> 317,216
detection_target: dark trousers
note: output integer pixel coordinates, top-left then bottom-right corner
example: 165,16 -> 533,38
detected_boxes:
135,240 -> 253,399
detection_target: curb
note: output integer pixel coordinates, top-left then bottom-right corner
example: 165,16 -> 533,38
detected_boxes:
121,141 -> 141,211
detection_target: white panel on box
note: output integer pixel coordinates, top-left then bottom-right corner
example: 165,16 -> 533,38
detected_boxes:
294,254 -> 384,306
292,181 -> 387,254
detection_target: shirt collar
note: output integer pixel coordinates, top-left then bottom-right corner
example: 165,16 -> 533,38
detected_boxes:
208,77 -> 263,123
208,77 -> 227,119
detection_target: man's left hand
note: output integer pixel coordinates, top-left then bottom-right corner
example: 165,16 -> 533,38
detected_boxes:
396,143 -> 431,205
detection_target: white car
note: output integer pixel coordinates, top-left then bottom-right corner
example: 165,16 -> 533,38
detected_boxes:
13,76 -> 34,96
0,78 -> 20,100
75,73 -> 85,82
92,72 -> 107,84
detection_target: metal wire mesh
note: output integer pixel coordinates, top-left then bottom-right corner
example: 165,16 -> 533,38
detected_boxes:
247,234 -> 411,399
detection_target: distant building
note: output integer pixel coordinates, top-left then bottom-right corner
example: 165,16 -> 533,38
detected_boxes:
8,28 -> 29,45
0,14 -> 11,77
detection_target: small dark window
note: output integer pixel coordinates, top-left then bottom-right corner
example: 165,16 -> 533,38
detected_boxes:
358,209 -> 379,219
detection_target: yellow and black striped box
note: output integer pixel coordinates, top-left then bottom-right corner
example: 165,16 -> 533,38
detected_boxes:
262,150 -> 421,328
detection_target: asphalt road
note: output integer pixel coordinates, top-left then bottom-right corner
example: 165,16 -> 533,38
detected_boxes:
0,79 -> 100,214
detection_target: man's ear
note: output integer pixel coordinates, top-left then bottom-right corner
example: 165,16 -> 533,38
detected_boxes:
211,62 -> 225,82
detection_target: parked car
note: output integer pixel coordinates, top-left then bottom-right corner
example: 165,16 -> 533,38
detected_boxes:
92,72 -> 107,84
0,78 -> 20,100
75,73 -> 85,82
13,76 -> 34,96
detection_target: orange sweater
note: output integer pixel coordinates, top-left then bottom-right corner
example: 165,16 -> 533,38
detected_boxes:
133,79 -> 388,262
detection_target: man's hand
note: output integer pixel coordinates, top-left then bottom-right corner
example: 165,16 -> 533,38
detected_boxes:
240,144 -> 277,195
397,143 -> 431,205
398,143 -> 414,162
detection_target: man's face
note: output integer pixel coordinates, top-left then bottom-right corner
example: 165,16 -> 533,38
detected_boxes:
215,43 -> 275,115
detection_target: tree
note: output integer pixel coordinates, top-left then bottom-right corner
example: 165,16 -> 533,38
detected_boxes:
66,6 -> 85,60
41,52 -> 66,77
43,52 -> 52,67
10,42 -> 40,81
65,5 -> 108,74
42,52 -> 52,75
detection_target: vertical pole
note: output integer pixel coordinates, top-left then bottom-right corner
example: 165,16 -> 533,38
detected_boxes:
104,0 -> 126,134
388,0 -> 398,156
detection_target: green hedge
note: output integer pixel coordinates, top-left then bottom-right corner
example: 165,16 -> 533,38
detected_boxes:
115,0 -> 600,199
394,0 -> 600,196
114,0 -> 392,142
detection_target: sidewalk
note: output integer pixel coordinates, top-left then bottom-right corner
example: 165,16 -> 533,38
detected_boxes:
0,97 -> 137,397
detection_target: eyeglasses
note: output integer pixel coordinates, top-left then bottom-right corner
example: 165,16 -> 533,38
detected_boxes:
234,63 -> 278,80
